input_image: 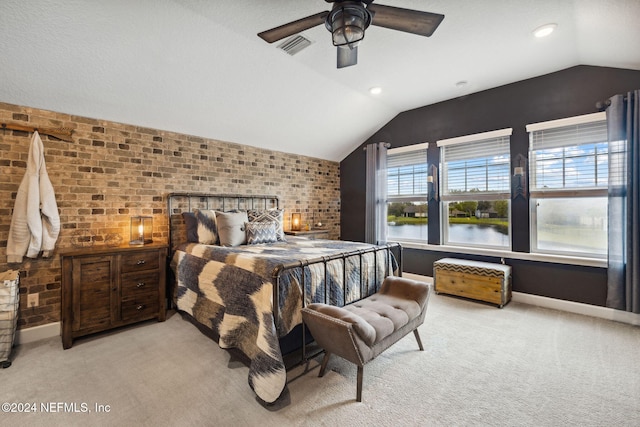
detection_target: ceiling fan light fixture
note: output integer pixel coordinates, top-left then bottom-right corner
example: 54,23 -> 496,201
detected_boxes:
533,23 -> 557,38
326,3 -> 372,48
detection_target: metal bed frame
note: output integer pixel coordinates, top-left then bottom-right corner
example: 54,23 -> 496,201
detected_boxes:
167,192 -> 280,252
166,192 -> 403,359
272,242 -> 402,360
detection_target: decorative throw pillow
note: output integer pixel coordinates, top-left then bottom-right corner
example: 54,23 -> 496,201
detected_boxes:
247,209 -> 286,241
182,212 -> 199,243
216,211 -> 249,246
194,209 -> 218,245
246,221 -> 279,245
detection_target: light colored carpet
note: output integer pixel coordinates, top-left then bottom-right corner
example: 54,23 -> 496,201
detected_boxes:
1,287 -> 638,427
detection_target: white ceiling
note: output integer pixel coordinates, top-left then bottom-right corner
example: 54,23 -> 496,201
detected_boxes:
1,0 -> 639,162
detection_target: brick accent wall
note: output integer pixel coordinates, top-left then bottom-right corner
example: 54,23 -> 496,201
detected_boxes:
0,102 -> 341,330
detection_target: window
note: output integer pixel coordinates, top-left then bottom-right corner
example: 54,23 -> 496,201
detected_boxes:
437,129 -> 512,249
386,143 -> 428,242
527,112 -> 608,257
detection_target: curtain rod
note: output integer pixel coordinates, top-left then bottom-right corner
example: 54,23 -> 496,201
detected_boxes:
1,122 -> 74,142
596,93 -> 635,112
363,142 -> 391,151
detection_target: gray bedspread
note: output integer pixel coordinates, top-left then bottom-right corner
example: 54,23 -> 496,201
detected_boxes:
170,237 -> 395,403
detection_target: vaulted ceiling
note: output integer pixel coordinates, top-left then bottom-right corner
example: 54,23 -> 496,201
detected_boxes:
1,0 -> 639,161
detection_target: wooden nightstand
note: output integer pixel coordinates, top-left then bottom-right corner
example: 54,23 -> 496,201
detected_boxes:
285,229 -> 330,240
60,243 -> 168,349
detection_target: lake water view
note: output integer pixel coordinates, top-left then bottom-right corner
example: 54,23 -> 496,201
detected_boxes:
388,223 -> 606,254
388,223 -> 509,247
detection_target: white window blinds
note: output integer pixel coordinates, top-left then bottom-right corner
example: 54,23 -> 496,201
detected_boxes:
387,143 -> 428,168
387,143 -> 428,199
527,114 -> 608,196
437,130 -> 511,200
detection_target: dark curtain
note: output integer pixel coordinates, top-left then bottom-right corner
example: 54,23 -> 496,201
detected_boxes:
365,142 -> 388,244
606,90 -> 640,313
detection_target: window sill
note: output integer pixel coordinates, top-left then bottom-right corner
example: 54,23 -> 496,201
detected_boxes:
397,240 -> 607,268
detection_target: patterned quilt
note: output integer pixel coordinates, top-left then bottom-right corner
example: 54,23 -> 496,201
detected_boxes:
170,237 -> 395,403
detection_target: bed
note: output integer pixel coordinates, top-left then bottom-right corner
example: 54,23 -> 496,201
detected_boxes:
167,193 -> 402,403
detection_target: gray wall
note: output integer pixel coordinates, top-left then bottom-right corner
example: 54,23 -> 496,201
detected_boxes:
340,65 -> 640,306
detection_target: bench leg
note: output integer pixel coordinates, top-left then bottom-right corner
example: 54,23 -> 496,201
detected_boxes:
413,329 -> 424,351
357,365 -> 363,402
319,352 -> 331,377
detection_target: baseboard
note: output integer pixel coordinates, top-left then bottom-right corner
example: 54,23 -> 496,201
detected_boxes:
15,322 -> 60,345
403,272 -> 640,327
512,292 -> 640,326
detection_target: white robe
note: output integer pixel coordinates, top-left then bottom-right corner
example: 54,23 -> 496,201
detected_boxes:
7,131 -> 60,263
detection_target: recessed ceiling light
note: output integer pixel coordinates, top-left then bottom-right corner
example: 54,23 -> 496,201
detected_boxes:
369,86 -> 382,95
455,80 -> 468,88
533,23 -> 557,38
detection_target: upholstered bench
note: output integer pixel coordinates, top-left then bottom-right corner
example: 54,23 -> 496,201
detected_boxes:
433,258 -> 512,308
301,276 -> 432,402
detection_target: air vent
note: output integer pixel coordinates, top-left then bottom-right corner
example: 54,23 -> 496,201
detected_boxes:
277,35 -> 313,56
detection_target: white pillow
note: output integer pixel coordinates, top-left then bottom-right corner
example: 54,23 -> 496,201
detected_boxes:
216,211 -> 249,246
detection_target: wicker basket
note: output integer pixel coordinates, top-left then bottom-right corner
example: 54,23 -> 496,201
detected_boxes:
0,270 -> 20,368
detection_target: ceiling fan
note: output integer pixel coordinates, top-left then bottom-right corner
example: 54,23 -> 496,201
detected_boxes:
258,0 -> 444,69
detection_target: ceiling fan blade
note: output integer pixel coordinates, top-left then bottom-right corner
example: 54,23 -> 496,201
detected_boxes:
337,46 -> 358,68
258,11 -> 330,43
368,4 -> 444,37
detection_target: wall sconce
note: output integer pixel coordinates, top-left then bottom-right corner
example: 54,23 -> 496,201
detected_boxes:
291,213 -> 301,231
428,164 -> 439,202
130,216 -> 153,245
512,154 -> 528,200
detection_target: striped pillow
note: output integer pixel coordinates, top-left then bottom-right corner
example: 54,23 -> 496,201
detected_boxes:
194,209 -> 218,245
247,209 -> 286,241
182,212 -> 199,243
246,221 -> 279,245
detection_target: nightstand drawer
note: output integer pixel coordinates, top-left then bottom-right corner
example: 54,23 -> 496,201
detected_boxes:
121,251 -> 159,273
121,292 -> 159,322
121,271 -> 159,297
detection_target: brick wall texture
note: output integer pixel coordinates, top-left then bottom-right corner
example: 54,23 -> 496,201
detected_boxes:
0,102 -> 341,330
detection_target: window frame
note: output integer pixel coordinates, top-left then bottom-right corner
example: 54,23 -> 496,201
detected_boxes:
386,143 -> 429,243
437,128 -> 513,250
526,112 -> 608,258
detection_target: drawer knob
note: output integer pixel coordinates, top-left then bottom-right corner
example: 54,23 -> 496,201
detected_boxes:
136,282 -> 145,288
136,260 -> 146,265
136,304 -> 145,311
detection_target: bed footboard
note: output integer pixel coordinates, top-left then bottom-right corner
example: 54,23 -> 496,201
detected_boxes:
271,242 -> 402,360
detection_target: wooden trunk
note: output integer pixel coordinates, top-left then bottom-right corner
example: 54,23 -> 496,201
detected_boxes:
433,258 -> 511,308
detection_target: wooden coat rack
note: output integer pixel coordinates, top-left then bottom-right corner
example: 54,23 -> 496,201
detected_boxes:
1,122 -> 73,142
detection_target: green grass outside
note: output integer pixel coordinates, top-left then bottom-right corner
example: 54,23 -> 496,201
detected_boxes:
388,216 -> 427,225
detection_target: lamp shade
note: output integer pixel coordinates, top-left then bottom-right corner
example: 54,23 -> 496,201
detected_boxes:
130,216 -> 153,245
327,4 -> 371,47
291,213 -> 301,231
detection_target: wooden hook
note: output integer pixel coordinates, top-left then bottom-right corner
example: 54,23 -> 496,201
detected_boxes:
0,122 -> 74,142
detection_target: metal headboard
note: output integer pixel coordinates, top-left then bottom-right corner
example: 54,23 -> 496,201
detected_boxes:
166,192 -> 279,252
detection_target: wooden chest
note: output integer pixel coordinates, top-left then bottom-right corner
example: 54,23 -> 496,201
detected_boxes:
433,258 -> 512,308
